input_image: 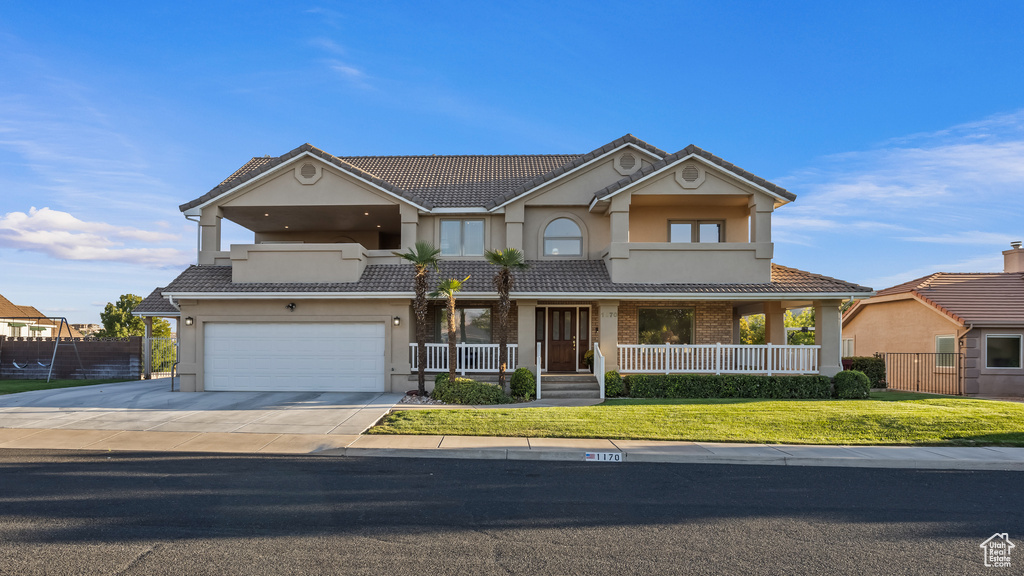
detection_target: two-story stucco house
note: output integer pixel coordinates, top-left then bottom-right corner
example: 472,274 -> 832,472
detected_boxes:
136,135 -> 872,395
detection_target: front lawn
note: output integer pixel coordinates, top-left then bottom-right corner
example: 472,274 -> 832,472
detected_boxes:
369,391 -> 1024,446
0,379 -> 129,396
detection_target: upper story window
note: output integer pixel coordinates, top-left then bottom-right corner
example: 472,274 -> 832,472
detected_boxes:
670,220 -> 723,243
440,220 -> 484,256
543,218 -> 582,256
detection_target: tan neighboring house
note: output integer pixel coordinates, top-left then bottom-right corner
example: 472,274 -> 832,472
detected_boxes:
0,295 -> 81,338
135,134 -> 872,394
842,243 -> 1024,397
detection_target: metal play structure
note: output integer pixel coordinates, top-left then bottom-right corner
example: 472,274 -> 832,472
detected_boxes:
1,316 -> 86,382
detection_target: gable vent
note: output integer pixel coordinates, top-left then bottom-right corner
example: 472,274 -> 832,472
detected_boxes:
620,153 -> 636,170
300,162 -> 317,179
681,165 -> 700,182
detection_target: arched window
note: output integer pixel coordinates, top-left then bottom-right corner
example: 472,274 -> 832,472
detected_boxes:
543,218 -> 582,256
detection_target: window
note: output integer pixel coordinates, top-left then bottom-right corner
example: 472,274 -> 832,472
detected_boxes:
440,220 -> 484,256
842,338 -> 854,357
638,308 -> 694,345
935,335 -> 956,368
435,308 -> 491,344
670,220 -> 723,243
986,334 -> 1022,369
543,218 -> 582,256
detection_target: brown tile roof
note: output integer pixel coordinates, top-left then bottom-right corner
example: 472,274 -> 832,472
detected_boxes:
184,135 -> 799,212
161,262 -> 871,297
0,296 -> 82,336
482,134 -> 669,209
870,272 -> 1024,325
133,288 -> 180,316
593,144 -> 796,203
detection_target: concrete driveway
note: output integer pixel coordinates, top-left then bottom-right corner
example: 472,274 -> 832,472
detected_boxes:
0,379 -> 402,435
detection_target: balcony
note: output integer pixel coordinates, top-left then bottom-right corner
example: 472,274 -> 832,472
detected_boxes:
229,243 -> 400,283
606,242 -> 773,284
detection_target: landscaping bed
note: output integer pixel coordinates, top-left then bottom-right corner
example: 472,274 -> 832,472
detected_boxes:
0,379 -> 129,396
369,391 -> 1024,446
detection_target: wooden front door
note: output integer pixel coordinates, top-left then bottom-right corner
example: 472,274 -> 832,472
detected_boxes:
548,308 -> 576,371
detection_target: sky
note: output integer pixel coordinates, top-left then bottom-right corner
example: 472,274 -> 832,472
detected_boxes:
1,1 -> 1023,324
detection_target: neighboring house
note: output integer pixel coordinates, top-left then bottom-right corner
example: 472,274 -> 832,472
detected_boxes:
842,243 -> 1024,397
0,295 -> 81,338
72,323 -> 102,336
136,134 -> 872,394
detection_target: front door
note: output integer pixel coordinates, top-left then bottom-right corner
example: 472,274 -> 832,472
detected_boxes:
548,308 -> 576,371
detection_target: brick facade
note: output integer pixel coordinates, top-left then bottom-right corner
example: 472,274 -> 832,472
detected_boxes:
617,301 -> 733,345
425,300 -> 518,345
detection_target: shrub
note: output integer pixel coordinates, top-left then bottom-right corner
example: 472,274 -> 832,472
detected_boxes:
432,374 -> 516,405
623,373 -> 832,399
604,371 -> 624,397
510,367 -> 536,400
845,355 -> 886,388
833,370 -> 870,399
583,349 -> 594,371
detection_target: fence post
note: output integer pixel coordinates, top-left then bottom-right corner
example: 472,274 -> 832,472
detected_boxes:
766,343 -> 773,376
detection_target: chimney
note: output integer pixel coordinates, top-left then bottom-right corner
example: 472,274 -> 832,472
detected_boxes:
1005,241 -> 1024,273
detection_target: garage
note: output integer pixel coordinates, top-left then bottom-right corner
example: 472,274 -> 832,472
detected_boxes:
203,322 -> 386,392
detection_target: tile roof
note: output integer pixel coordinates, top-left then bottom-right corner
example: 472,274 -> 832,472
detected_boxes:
0,295 -> 82,336
593,144 -> 797,203
182,135 -> 795,213
870,272 -> 1024,325
133,288 -> 180,316
162,262 -> 871,297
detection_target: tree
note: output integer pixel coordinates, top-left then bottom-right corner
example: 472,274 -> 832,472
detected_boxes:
97,294 -> 172,338
740,314 -> 765,344
394,241 -> 441,396
484,248 -> 528,390
430,276 -> 470,381
738,309 -> 816,345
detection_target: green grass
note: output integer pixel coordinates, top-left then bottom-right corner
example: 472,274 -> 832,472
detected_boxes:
0,379 -> 129,396
369,390 -> 1024,446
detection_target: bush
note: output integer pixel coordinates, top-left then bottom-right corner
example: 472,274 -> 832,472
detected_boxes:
432,374 -> 516,405
510,367 -> 536,400
845,355 -> 886,387
604,371 -> 624,397
583,349 -> 594,371
623,373 -> 832,399
833,370 -> 870,399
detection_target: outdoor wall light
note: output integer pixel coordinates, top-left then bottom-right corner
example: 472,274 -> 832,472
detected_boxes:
184,317 -> 194,326
393,316 -> 401,326
286,303 -> 296,311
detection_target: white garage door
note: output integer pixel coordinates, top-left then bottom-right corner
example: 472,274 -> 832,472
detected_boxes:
204,323 -> 386,392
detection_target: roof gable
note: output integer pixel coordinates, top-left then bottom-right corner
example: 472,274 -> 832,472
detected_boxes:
851,272 -> 1024,326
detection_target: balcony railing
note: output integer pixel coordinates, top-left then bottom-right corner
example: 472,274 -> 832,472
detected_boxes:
409,343 -> 518,375
617,343 -> 820,375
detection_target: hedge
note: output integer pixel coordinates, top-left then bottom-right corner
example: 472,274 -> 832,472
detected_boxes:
510,367 -> 536,400
623,373 -> 832,399
432,373 -> 516,405
604,371 -> 625,397
833,370 -> 871,399
844,355 -> 886,387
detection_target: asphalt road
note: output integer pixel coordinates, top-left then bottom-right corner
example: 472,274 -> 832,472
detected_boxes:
0,450 -> 1020,575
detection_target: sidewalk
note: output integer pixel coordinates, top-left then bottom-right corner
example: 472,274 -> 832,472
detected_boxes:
1,427 -> 1022,471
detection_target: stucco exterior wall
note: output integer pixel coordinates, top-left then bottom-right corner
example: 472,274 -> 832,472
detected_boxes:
628,200 -> 749,243
963,327 -> 1024,396
521,206 -> 610,260
842,298 -> 961,356
221,164 -> 400,208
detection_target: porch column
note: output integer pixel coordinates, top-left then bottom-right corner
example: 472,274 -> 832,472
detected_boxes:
517,300 -> 537,373
814,300 -> 843,377
732,308 -> 742,345
598,301 -> 619,372
198,206 -> 222,265
763,301 -> 786,345
143,317 -> 153,380
400,204 -> 419,251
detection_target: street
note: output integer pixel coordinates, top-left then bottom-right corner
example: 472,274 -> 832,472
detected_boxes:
0,449 -> 1020,575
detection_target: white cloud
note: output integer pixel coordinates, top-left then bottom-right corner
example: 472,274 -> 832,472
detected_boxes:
0,207 -> 190,267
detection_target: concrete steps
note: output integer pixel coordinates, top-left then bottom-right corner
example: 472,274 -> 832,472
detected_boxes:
540,373 -> 601,399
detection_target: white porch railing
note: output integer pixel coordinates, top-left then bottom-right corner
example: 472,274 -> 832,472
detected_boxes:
536,347 -> 542,400
594,343 -> 606,399
409,343 -> 518,375
617,344 -> 820,375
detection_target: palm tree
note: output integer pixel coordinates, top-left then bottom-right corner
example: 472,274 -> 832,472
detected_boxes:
484,248 -> 528,390
394,241 -> 441,396
430,276 -> 470,382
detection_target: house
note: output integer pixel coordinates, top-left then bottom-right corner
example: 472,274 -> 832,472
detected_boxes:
135,134 -> 872,394
842,243 -> 1024,397
0,295 -> 81,338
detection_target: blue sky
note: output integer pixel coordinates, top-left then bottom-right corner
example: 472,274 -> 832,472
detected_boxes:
2,1 -> 1023,323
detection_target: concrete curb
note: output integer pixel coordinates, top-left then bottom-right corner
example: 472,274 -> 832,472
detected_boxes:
2,428 -> 1024,471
